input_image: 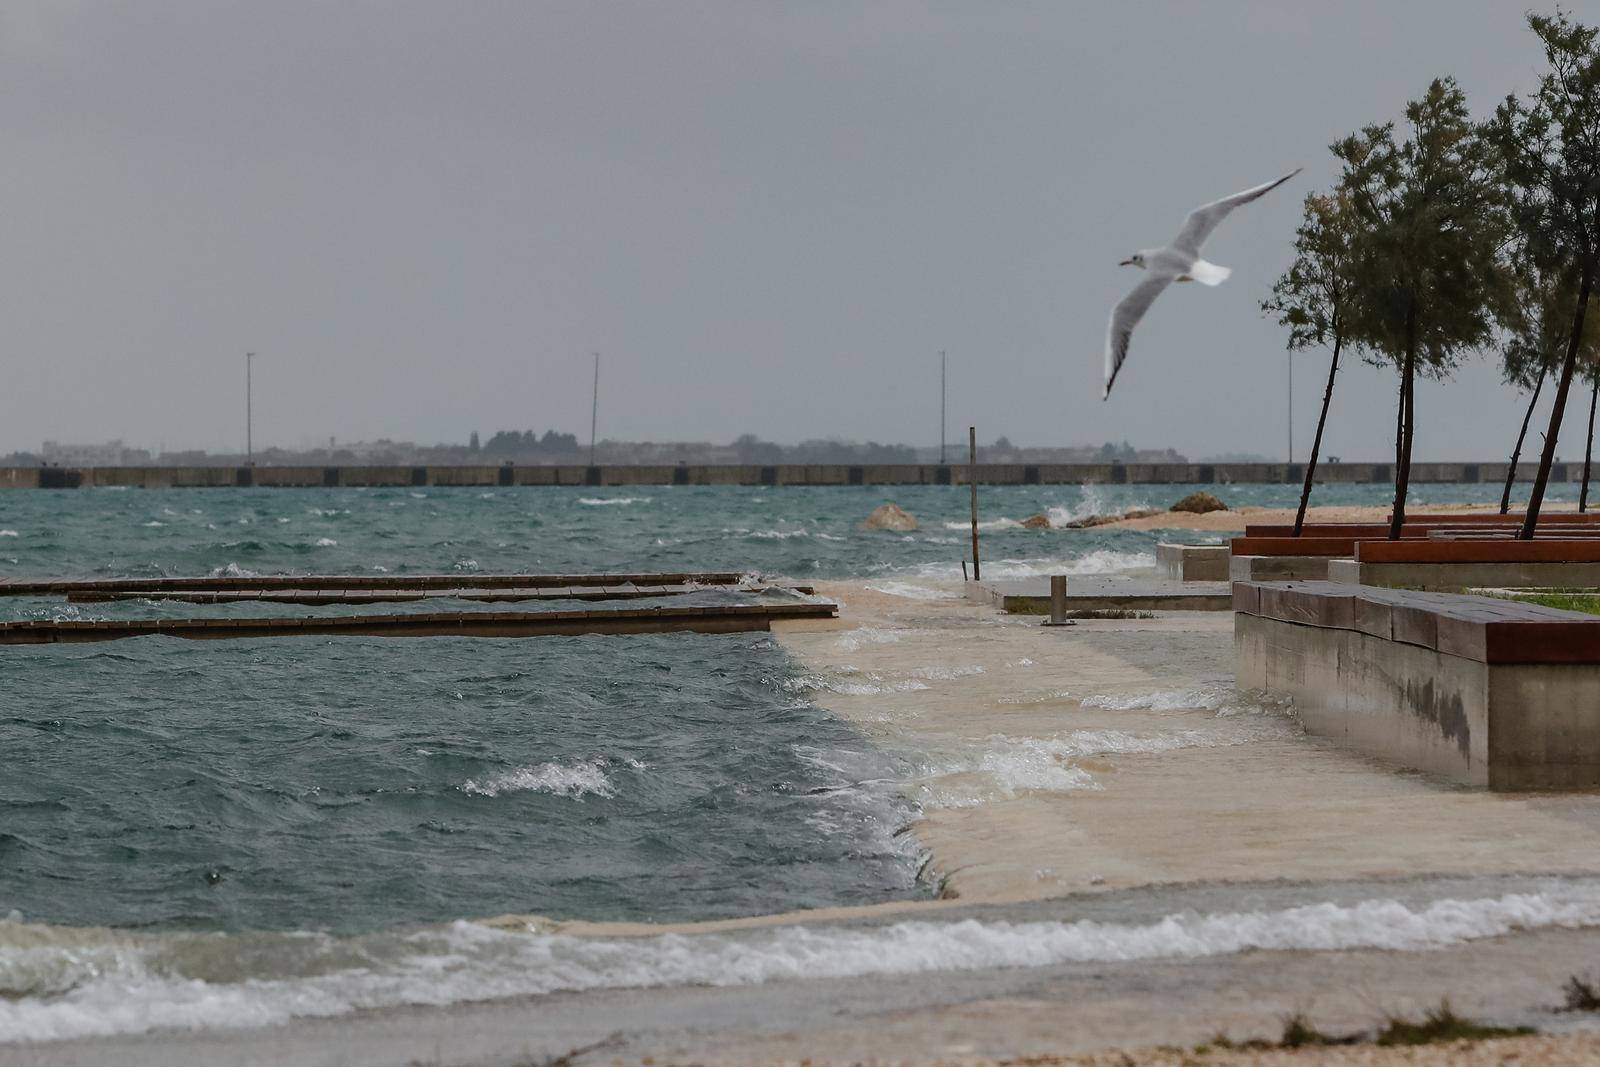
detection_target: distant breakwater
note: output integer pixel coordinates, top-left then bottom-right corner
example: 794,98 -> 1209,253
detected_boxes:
0,461 -> 1576,489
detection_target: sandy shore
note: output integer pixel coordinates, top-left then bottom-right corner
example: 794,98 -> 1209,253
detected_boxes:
16,580 -> 1600,1067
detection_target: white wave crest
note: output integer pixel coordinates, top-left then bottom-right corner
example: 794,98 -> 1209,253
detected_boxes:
781,673 -> 931,697
864,582 -> 960,601
207,563 -> 258,579
893,550 -> 1155,581
9,885 -> 1599,1043
0,530 -> 18,538
1079,683 -> 1290,718
578,496 -> 652,506
314,538 -> 338,547
462,760 -> 615,799
833,627 -> 908,652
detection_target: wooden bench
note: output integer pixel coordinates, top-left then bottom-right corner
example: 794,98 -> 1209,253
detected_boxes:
1234,580 -> 1600,789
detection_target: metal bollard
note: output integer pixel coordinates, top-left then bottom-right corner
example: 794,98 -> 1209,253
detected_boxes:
1042,574 -> 1074,627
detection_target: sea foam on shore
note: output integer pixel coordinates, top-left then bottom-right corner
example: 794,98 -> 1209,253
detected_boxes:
7,881 -> 1600,1043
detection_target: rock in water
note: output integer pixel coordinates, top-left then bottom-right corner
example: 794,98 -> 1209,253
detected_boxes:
1170,492 -> 1227,514
863,503 -> 918,531
1021,513 -> 1052,530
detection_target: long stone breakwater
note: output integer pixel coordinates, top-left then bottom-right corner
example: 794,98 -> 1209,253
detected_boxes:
0,461 -> 1575,489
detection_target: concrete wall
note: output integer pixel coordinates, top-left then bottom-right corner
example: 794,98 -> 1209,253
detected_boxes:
0,462 -> 1580,489
1236,608 -> 1600,790
1328,558 -> 1600,591
1231,555 -> 1335,582
1157,544 -> 1230,581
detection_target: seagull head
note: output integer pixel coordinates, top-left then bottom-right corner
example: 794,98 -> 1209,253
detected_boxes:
1118,251 -> 1148,269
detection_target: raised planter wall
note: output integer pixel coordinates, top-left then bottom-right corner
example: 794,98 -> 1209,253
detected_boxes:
1235,580 -> 1600,790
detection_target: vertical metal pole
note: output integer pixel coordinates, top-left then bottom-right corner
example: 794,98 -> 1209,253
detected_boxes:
939,351 -> 946,466
1049,575 -> 1067,625
969,426 -> 980,582
1288,354 -> 1294,465
246,352 -> 254,465
589,352 -> 600,468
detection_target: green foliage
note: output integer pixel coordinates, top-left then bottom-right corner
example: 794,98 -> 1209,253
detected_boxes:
1375,1000 -> 1534,1046
1262,192 -> 1356,355
1499,257 -> 1599,390
1489,11 -> 1600,283
1488,9 -> 1600,533
1334,78 -> 1511,380
1563,973 -> 1600,1010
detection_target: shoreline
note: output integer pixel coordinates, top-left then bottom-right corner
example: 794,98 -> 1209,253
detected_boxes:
17,565 -> 1600,1064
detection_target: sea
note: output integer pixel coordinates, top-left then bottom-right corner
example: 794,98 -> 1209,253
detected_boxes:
0,479 -> 1571,1043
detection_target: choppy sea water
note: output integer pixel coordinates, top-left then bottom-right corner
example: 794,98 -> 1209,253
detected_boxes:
0,481 -> 1559,1043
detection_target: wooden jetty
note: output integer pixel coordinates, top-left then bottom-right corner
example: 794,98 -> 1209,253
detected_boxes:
0,571 -> 755,597
0,601 -> 837,644
968,576 -> 1232,613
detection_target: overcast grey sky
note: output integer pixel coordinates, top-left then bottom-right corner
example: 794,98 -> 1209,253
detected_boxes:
0,2 -> 1572,459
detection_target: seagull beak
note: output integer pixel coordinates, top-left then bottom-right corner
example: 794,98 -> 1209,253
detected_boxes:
1118,259 -> 1134,267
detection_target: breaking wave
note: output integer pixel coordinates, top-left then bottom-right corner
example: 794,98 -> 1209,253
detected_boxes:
462,759 -> 618,799
7,883 -> 1600,1043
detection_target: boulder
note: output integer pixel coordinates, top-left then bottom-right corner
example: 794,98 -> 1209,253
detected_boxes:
863,503 -> 918,531
1170,491 -> 1228,514
1062,508 -> 1161,529
1021,513 -> 1052,530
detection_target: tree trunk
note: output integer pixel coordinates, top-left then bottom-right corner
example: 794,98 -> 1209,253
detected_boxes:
1521,266 -> 1595,539
1389,348 -> 1415,541
1500,362 -> 1548,514
1293,337 -> 1342,537
1583,374 -> 1599,512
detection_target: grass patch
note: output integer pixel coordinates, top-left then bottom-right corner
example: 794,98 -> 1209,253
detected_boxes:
1483,591 -> 1600,615
1374,1001 -> 1533,1046
1006,602 -> 1156,619
1563,973 -> 1600,1012
1198,1003 -> 1530,1054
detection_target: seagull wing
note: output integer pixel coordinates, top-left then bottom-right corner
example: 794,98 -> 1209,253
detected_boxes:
1104,271 -> 1176,400
1171,168 -> 1301,258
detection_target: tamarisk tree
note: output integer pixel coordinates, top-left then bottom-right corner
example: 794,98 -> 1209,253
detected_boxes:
1335,78 -> 1508,540
1497,258 -> 1572,513
1489,11 -> 1600,538
1262,192 -> 1355,535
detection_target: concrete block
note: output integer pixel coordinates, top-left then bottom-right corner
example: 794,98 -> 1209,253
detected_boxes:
1230,555 -> 1334,581
1157,544 -> 1230,581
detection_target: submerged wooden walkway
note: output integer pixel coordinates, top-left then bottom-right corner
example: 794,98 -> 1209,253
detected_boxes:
0,601 -> 836,644
0,571 -> 835,642
0,571 -> 756,597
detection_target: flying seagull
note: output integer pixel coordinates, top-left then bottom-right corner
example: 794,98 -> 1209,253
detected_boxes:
1102,168 -> 1301,399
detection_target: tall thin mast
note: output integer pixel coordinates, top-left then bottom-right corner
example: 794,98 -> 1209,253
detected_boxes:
246,352 -> 254,464
939,351 -> 947,465
589,352 -> 600,467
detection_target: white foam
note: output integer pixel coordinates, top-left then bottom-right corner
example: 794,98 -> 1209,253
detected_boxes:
1079,683 -> 1292,718
864,582 -> 959,601
141,521 -> 167,528
578,496 -> 652,506
908,665 -> 985,680
892,550 -> 1155,582
314,538 -> 338,547
781,673 -> 931,697
942,517 -> 1023,531
833,627 -> 908,652
9,885 -> 1600,1043
462,760 -> 614,799
208,563 -> 258,579
0,531 -> 18,538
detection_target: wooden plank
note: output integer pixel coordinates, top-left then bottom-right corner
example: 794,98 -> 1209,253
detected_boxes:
1229,537 -> 1361,558
1357,540 -> 1600,563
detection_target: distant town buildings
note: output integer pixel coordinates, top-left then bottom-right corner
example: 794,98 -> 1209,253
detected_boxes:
2,434 -> 1188,468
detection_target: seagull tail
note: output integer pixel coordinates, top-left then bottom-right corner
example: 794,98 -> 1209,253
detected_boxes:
1189,259 -> 1231,286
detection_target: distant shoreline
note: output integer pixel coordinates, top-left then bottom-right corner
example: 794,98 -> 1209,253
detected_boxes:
0,461 -> 1581,489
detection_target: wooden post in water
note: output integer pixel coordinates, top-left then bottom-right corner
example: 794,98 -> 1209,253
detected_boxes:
969,426 -> 980,582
